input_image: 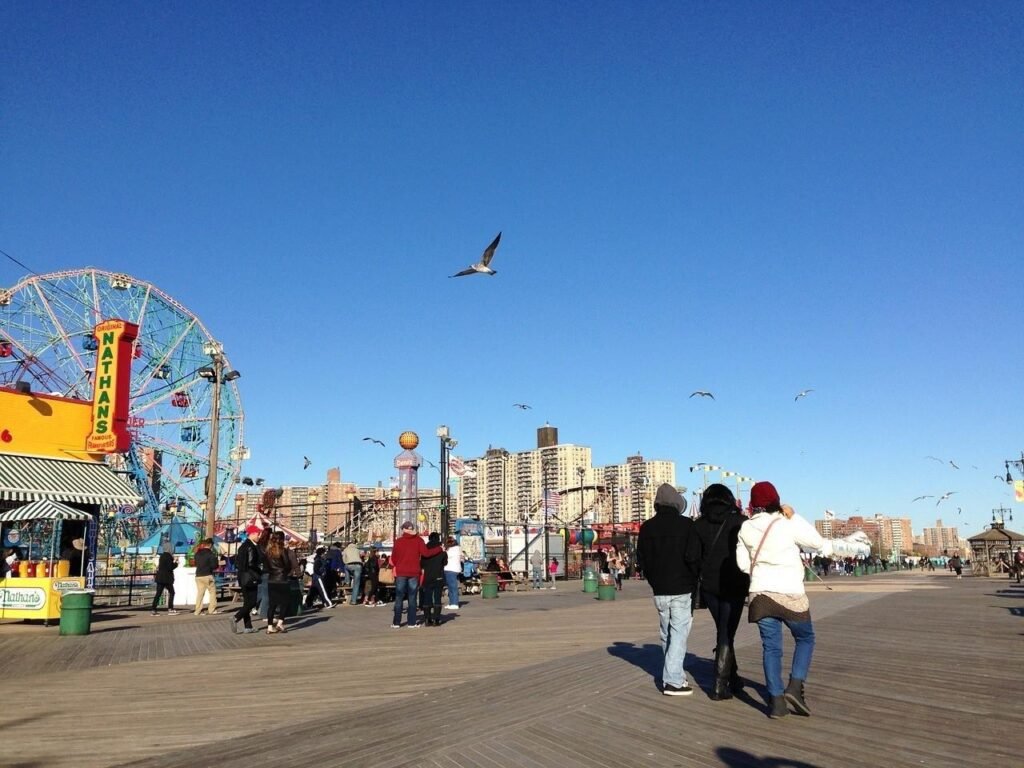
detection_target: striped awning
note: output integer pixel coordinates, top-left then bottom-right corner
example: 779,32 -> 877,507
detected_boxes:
0,499 -> 93,522
0,453 -> 141,506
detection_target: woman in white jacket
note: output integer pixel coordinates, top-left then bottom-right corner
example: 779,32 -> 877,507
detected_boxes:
736,481 -> 822,719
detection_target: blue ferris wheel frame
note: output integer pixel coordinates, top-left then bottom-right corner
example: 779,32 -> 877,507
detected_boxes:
0,268 -> 245,537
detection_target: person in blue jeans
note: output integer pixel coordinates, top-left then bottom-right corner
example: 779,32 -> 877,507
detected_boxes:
443,537 -> 462,610
736,481 -> 826,719
636,484 -> 699,696
389,521 -> 443,627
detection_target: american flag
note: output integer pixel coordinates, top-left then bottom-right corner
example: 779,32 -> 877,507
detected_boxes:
543,489 -> 561,514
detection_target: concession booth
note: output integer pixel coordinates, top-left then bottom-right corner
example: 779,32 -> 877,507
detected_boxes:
0,320 -> 142,624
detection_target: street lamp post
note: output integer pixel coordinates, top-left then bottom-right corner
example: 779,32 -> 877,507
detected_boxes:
542,457 -> 553,583
437,426 -> 457,537
307,489 -> 318,543
1003,452 -> 1024,484
198,341 -> 240,539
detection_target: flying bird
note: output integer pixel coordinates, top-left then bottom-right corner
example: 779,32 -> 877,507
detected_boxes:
303,456 -> 312,470
690,390 -> 715,400
794,389 -> 814,401
994,475 -> 1005,481
949,460 -> 959,470
957,507 -> 962,515
362,437 -> 386,447
513,403 -> 532,410
450,232 -> 502,277
425,459 -> 440,471
911,495 -> 934,502
936,491 -> 957,506
925,456 -> 944,464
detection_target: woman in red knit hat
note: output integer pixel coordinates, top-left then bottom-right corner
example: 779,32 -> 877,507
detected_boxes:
736,481 -> 823,719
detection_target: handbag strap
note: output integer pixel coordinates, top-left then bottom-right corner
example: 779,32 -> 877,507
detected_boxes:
749,517 -> 782,578
699,522 -> 728,581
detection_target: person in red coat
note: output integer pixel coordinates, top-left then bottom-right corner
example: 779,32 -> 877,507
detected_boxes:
390,521 -> 442,628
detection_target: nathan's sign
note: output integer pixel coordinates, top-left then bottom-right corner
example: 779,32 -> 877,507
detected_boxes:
0,586 -> 46,610
86,319 -> 138,453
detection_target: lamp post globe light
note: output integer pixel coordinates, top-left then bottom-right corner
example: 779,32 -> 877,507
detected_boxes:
199,341 -> 240,538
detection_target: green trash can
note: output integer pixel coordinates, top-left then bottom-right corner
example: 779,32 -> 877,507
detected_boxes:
597,582 -> 616,601
480,571 -> 499,599
59,590 -> 94,636
582,568 -> 598,593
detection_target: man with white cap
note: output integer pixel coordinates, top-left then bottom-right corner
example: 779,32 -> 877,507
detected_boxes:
231,525 -> 264,634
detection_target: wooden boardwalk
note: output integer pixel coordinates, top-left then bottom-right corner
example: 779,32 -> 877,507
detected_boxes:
1,571 -> 1021,768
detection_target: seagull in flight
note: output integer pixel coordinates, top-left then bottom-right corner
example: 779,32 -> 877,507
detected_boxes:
794,389 -> 814,401
925,456 -> 944,464
912,495 -> 934,502
690,390 -> 715,400
303,456 -> 312,470
362,437 -> 386,447
936,491 -> 957,506
513,403 -> 532,410
949,460 -> 959,470
450,232 -> 502,277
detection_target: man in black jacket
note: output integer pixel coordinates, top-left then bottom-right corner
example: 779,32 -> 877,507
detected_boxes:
231,525 -> 263,634
637,484 -> 698,696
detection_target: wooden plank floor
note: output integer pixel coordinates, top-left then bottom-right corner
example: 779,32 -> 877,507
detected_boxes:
1,571 -> 1020,768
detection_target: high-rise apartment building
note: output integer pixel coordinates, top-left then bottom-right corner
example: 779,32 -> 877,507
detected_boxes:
814,514 -> 913,555
454,431 -> 675,527
921,519 -> 960,553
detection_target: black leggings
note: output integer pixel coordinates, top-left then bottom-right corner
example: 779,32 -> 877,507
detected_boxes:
267,581 -> 290,622
702,591 -> 745,650
152,583 -> 175,611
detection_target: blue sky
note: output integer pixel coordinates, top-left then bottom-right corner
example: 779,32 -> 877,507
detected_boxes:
3,2 -> 1022,534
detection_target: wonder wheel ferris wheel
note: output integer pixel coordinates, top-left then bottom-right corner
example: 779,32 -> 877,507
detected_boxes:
0,268 -> 244,536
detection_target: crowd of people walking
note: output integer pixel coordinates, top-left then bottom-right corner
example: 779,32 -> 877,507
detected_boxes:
638,479 -> 845,720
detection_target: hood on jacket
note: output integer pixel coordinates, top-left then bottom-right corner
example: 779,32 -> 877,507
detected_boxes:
653,483 -> 685,514
700,483 -> 736,524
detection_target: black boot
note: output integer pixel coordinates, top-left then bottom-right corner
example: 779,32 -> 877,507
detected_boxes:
784,677 -> 811,716
728,648 -> 743,694
768,695 -> 788,719
710,646 -> 734,700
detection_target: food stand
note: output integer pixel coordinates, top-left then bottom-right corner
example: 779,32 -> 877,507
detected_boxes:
0,500 -> 89,623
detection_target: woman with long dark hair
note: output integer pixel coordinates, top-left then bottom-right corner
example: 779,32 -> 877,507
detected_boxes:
691,483 -> 750,700
264,531 -> 298,634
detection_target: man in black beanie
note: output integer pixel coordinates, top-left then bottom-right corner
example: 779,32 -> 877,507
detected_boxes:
637,483 -> 699,696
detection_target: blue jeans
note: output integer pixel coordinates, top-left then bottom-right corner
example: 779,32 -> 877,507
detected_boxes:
653,594 -> 692,687
394,576 -> 419,626
756,616 -> 815,697
531,566 -> 543,589
444,571 -> 460,607
346,564 -> 362,604
257,573 -> 269,619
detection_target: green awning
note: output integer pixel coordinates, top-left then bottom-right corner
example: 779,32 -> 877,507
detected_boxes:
0,453 -> 141,506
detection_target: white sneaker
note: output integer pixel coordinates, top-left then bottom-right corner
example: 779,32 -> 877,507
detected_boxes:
445,605 -> 459,610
